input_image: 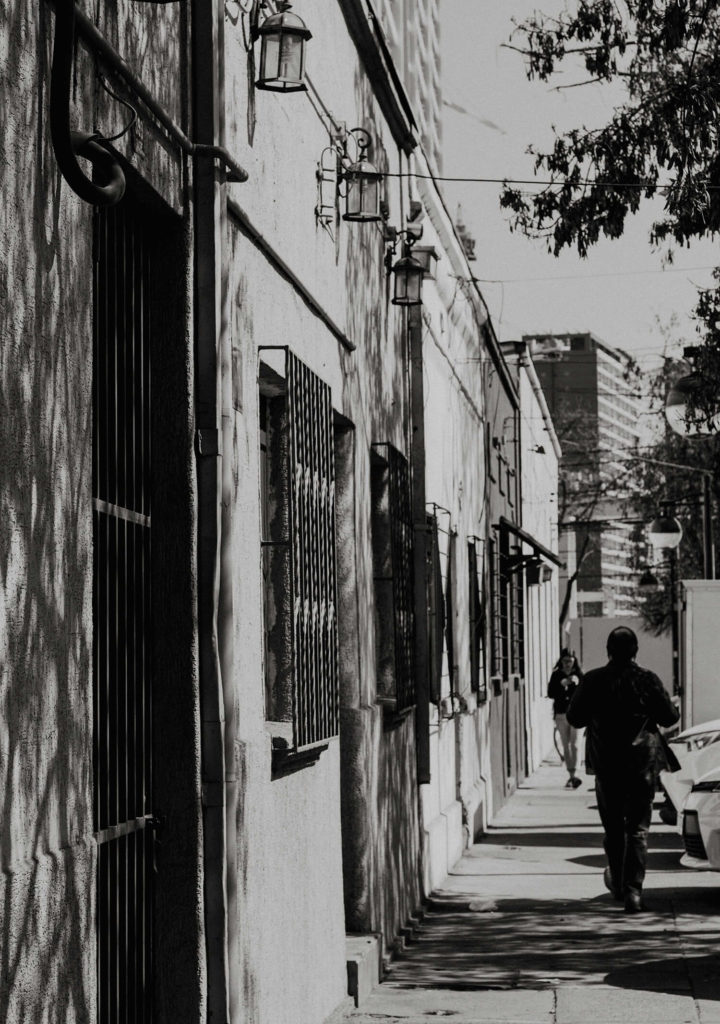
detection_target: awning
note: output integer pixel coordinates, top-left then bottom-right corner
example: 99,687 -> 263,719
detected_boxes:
497,516 -> 562,567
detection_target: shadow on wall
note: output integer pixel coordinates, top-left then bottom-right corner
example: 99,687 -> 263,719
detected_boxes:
344,75 -> 407,453
0,5 -> 95,1021
377,723 -> 422,947
337,73 -> 422,951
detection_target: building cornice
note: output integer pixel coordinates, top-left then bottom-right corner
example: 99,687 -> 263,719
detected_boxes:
337,0 -> 417,154
413,150 -> 519,407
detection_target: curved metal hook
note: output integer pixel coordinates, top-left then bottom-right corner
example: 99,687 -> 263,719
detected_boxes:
51,0 -> 126,206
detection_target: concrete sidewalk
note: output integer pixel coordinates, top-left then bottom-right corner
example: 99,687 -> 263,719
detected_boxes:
344,757 -> 720,1024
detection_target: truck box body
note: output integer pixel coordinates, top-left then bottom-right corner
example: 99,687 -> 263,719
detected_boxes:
680,580 -> 720,728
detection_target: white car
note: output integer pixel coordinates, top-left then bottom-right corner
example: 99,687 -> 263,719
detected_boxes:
680,764 -> 720,870
658,718 -> 720,828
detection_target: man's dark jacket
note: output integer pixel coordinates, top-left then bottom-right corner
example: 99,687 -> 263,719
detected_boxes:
566,660 -> 679,777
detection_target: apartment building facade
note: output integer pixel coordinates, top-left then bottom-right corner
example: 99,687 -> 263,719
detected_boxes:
527,332 -> 643,620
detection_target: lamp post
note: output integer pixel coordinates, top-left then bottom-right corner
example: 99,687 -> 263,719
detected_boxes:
648,505 -> 683,695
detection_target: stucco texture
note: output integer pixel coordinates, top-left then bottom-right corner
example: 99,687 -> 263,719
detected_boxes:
0,5 -> 95,1019
1,3 -> 196,1020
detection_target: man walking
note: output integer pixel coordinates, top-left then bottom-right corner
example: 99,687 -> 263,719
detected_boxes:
566,626 -> 679,912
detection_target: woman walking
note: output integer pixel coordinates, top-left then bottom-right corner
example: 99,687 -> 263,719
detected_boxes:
548,650 -> 583,789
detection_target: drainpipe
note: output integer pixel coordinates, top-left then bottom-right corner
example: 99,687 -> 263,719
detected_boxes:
192,0 -> 239,1019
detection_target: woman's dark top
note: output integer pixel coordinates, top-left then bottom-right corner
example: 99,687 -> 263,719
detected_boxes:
547,669 -> 581,715
566,660 -> 679,778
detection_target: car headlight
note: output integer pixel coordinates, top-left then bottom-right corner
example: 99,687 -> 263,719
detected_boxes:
691,779 -> 720,793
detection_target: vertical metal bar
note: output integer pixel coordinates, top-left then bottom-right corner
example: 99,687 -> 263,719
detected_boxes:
703,473 -> 715,579
310,369 -> 320,742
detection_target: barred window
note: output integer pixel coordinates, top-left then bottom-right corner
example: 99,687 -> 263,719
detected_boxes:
426,512 -> 445,704
491,525 -> 528,682
468,538 -> 487,701
371,443 -> 415,711
510,567 -> 525,677
488,536 -> 501,679
260,350 -> 338,755
499,531 -> 511,678
445,529 -> 457,695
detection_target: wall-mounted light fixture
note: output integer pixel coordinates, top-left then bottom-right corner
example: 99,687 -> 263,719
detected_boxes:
340,128 -> 382,222
391,251 -> 424,306
254,2 -> 312,93
386,206 -> 425,306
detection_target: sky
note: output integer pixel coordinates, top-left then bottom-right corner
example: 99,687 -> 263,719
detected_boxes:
439,0 -> 720,370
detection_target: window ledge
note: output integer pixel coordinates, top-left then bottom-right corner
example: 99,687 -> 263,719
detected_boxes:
270,738 -> 328,779
381,702 -> 414,731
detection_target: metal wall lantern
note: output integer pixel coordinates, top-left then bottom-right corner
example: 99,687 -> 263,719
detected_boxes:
341,129 -> 382,222
391,252 -> 424,306
255,2 -> 312,93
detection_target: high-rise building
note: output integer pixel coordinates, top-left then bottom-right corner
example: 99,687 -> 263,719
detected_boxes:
375,0 -> 443,172
525,332 -> 645,618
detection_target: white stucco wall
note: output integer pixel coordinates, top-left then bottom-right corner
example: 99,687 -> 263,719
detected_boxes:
224,7 -> 423,1019
1,4 -> 190,1021
519,361 -> 560,771
412,174 -> 494,889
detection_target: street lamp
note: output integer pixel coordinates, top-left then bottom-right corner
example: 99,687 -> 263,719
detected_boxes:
638,567 -> 660,593
665,373 -> 720,437
665,347 -> 720,438
648,507 -> 683,550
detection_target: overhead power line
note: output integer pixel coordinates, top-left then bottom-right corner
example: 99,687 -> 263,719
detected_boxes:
475,265 -> 719,284
383,171 -> 720,191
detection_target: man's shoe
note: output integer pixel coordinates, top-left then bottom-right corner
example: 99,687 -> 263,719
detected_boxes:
624,891 -> 644,913
571,777 -> 582,789
565,777 -> 575,788
603,866 -> 622,901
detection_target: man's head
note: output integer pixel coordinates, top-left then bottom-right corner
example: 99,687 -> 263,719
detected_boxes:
607,626 -> 638,664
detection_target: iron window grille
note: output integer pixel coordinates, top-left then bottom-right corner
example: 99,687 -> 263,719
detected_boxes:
259,348 -> 339,754
510,565 -> 525,677
371,443 -> 415,711
468,538 -> 487,701
499,531 -> 511,678
490,525 -> 528,683
93,202 -> 153,1023
445,528 -> 457,698
426,511 -> 445,704
488,535 -> 500,679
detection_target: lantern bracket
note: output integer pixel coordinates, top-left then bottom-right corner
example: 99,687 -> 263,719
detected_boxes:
336,127 -> 373,174
249,1 -> 299,43
384,228 -> 421,272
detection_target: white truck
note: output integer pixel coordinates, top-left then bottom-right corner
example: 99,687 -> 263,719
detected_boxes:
679,579 -> 720,729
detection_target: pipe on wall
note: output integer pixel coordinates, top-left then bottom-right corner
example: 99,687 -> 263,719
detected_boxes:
191,0 -> 240,1019
50,0 -> 126,204
48,0 -> 248,207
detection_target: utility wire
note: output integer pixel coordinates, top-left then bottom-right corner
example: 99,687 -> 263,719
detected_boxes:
381,171 -> 720,191
475,265 -> 719,284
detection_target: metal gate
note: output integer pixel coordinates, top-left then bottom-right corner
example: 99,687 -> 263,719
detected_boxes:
93,202 -> 153,1023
